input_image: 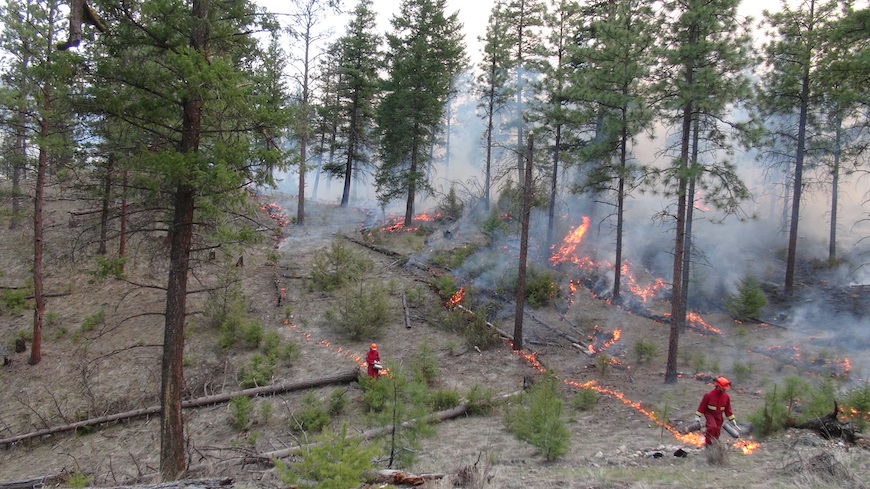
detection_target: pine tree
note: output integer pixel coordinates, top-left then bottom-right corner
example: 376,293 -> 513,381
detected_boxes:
0,0 -> 78,365
287,0 -> 340,225
758,0 -> 845,297
501,0 -> 546,186
333,0 -> 382,207
476,0 -> 514,211
566,0 -> 658,303
376,0 -> 467,227
655,0 -> 756,383
90,0 -> 284,479
528,0 -> 584,251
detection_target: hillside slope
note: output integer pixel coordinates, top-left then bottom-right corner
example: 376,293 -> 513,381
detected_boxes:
0,191 -> 867,489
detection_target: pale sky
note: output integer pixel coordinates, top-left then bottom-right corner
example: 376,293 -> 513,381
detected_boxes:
257,0 -> 840,66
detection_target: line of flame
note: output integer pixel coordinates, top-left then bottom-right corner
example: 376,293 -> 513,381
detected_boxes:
512,348 -> 761,452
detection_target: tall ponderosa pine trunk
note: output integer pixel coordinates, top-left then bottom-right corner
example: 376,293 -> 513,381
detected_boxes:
159,0 -> 207,478
513,133 -> 533,351
30,91 -> 50,366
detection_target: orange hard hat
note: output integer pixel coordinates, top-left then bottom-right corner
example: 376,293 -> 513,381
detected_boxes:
715,376 -> 731,389
370,343 -> 377,350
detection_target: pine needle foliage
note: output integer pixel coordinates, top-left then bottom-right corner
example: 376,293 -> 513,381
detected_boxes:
724,274 -> 767,321
504,373 -> 570,460
274,423 -> 378,489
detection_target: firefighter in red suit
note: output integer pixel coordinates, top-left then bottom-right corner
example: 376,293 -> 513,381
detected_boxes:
366,343 -> 381,378
696,376 -> 737,445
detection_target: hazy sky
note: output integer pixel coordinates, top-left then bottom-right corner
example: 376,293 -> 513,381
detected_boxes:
259,0 -> 819,65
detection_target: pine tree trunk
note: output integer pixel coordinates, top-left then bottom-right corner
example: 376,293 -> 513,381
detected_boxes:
98,156 -> 114,255
30,96 -> 49,366
160,184 -> 195,481
513,133 -> 533,351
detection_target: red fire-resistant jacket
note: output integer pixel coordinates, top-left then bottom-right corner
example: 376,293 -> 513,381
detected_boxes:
366,349 -> 380,378
696,388 -> 734,443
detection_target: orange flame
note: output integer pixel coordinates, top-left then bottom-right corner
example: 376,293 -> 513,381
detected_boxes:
549,217 -> 591,265
735,439 -> 761,454
510,347 -> 762,452
446,288 -> 465,308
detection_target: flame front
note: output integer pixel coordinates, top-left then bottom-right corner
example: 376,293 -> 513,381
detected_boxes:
549,217 -> 591,265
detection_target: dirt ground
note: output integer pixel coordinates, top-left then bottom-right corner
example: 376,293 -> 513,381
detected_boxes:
1,190 -> 868,489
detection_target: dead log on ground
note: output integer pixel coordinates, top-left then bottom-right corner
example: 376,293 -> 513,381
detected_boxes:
243,403 -> 469,464
363,469 -> 444,486
794,403 -> 856,443
402,292 -> 411,328
0,370 -> 358,447
525,311 -> 593,355
0,472 -> 68,489
0,477 -> 231,489
91,479 -> 233,489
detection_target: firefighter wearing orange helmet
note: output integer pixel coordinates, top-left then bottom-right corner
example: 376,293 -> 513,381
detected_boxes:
696,376 -> 737,445
366,343 -> 381,378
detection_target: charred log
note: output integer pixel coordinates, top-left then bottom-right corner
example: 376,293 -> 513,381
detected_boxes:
362,469 -> 444,486
794,403 -> 856,443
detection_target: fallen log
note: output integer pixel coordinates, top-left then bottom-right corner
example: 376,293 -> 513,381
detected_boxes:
0,370 -> 359,447
402,292 -> 411,329
244,403 -> 469,464
0,477 -> 232,489
0,472 -> 68,489
794,403 -> 856,443
525,311 -> 593,355
362,469 -> 444,486
91,479 -> 233,489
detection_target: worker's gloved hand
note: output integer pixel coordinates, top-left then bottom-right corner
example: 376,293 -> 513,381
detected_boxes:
730,419 -> 740,432
696,415 -> 705,431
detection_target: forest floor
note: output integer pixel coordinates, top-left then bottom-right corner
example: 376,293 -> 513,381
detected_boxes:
1,188 -> 869,489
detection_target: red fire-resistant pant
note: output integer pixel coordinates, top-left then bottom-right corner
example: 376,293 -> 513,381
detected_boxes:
704,412 -> 723,445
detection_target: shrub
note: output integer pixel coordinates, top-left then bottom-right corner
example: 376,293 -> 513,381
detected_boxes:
430,274 -> 459,302
731,361 -> 753,382
449,307 -> 501,350
498,268 -> 559,308
504,374 -> 570,460
261,332 -> 300,362
436,185 -> 464,221
274,423 -> 377,489
229,396 -> 253,431
310,239 -> 373,292
80,310 -> 106,333
524,268 -> 560,308
431,244 -> 479,270
63,469 -> 93,489
465,384 -> 496,415
327,389 -> 348,416
724,274 -> 767,321
239,319 -> 264,348
238,354 -> 275,388
359,371 -> 392,413
633,339 -> 658,365
327,280 -> 391,340
430,389 -> 461,411
842,382 -> 870,431
746,377 -> 837,438
291,392 -> 330,433
571,388 -> 598,412
411,343 -> 439,384
86,255 -> 127,281
480,209 -> 510,244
